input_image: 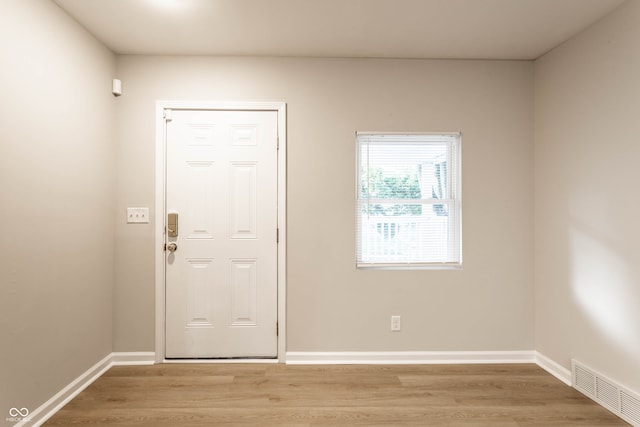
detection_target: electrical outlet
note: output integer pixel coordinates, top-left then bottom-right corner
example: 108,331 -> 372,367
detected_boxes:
127,207 -> 149,224
391,315 -> 401,331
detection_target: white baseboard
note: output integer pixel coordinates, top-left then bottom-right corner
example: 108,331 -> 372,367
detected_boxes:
535,351 -> 572,386
18,354 -> 113,427
112,351 -> 156,366
21,352 -> 156,427
286,350 -> 536,365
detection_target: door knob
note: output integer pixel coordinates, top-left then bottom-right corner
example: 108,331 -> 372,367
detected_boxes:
167,242 -> 178,252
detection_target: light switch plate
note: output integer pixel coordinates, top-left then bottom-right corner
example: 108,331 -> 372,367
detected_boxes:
391,315 -> 401,331
127,207 -> 149,224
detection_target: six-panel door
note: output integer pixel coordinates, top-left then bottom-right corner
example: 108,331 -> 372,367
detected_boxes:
165,110 -> 278,358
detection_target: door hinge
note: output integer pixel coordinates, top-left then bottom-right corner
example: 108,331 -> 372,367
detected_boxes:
276,321 -> 279,337
276,228 -> 279,243
164,109 -> 172,121
277,136 -> 279,150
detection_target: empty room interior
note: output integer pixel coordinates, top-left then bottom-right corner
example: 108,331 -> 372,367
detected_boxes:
1,0 -> 639,425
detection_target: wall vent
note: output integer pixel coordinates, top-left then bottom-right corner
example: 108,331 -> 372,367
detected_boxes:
574,362 -> 596,396
572,360 -> 640,426
622,391 -> 640,426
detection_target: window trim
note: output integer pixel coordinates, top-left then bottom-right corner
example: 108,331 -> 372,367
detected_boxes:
355,131 -> 462,270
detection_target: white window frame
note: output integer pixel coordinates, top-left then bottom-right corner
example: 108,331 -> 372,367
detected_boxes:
356,132 -> 462,269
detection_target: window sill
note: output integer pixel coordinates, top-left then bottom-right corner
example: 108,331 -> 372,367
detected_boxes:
356,263 -> 462,271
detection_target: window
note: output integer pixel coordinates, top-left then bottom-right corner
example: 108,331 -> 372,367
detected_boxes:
356,132 -> 462,268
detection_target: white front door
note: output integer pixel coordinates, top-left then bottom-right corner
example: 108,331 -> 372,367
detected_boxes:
165,109 -> 278,358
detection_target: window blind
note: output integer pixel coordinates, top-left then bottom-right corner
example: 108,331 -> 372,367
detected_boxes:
356,132 -> 462,268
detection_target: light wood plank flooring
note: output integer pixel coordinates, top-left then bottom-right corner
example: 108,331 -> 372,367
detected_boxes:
44,364 -> 629,426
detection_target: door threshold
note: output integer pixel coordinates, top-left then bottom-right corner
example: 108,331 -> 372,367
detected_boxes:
162,358 -> 279,364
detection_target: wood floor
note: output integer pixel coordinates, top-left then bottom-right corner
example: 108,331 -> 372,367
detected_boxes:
44,363 -> 629,426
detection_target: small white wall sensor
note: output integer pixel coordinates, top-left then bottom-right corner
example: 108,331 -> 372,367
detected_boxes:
112,79 -> 122,97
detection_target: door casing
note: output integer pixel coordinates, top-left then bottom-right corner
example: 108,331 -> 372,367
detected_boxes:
154,101 -> 287,363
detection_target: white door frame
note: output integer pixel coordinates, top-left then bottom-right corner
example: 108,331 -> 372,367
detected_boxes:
154,101 -> 286,363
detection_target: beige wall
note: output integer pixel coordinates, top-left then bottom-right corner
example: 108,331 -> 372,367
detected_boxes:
534,0 -> 640,390
0,0 -> 116,421
114,56 -> 534,352
4,0 -> 640,418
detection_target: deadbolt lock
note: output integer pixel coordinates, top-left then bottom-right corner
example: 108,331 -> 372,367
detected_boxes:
168,212 -> 178,237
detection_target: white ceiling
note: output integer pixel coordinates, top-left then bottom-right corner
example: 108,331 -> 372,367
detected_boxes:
52,0 -> 625,60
